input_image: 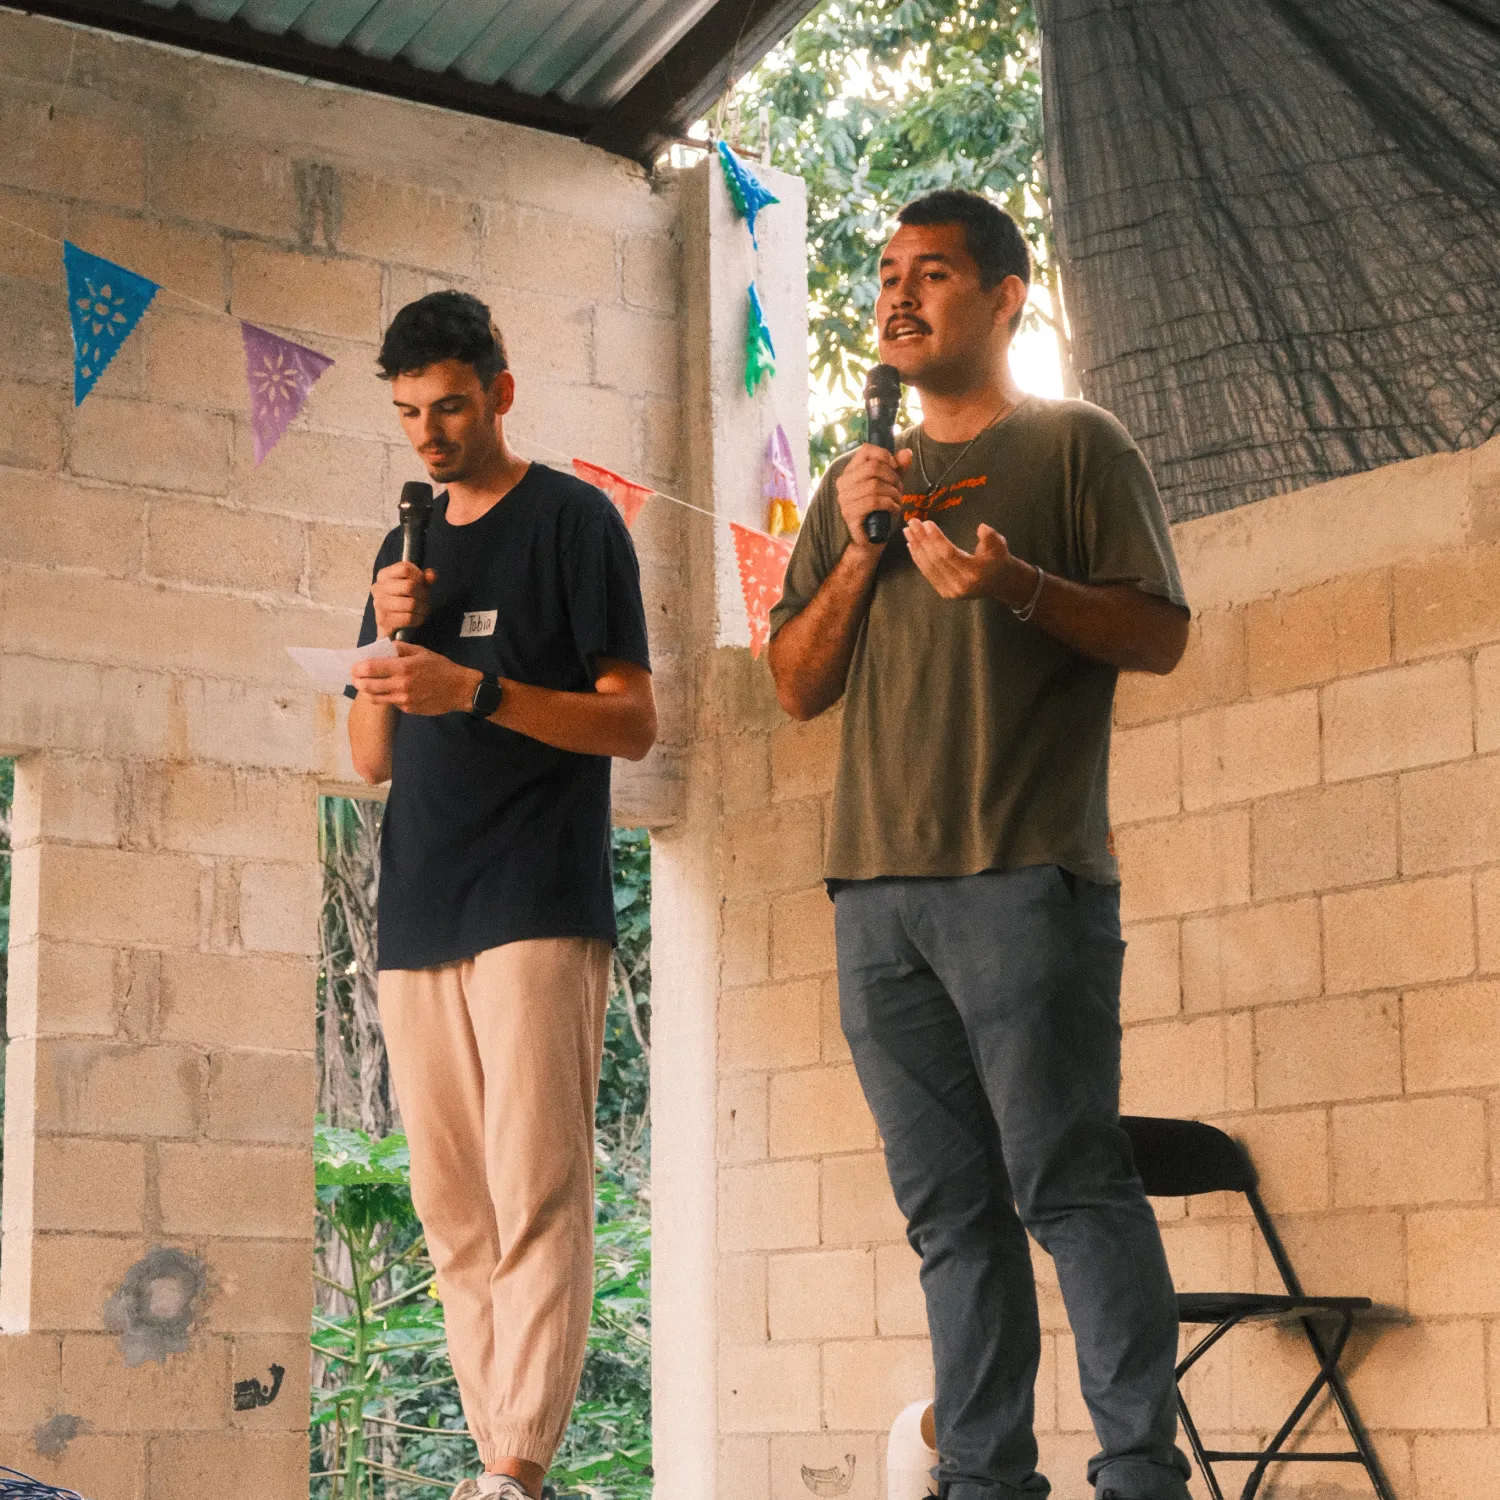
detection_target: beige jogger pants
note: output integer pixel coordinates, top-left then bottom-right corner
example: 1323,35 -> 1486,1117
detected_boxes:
378,938 -> 611,1470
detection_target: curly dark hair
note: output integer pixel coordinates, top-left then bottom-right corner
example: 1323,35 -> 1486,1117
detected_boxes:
377,290 -> 508,384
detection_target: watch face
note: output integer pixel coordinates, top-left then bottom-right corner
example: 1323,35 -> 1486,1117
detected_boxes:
472,676 -> 502,717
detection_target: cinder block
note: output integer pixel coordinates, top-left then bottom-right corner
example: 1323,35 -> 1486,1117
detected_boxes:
142,309 -> 246,414
622,232 -> 680,313
159,951 -> 314,1053
33,1039 -> 202,1137
595,304 -> 679,395
1323,873 -> 1474,993
1252,1210 -> 1406,1305
1121,1014 -> 1252,1118
1114,608 -> 1245,727
719,1161 -> 819,1252
767,1248 -> 875,1340
820,974 -> 849,1064
147,138 -> 297,241
771,1434 -> 878,1500
717,1254 -> 768,1344
0,185 -> 67,282
1349,1319 -> 1488,1430
229,425 -> 388,527
1399,755 -> 1500,874
509,377 -> 635,486
0,97 -> 144,209
769,712 -> 841,803
1181,898 -> 1320,1012
70,209 -> 226,313
11,753 -> 124,849
719,1073 -> 768,1164
718,1436 -> 770,1500
1476,644 -> 1500,753
1322,656 -> 1473,782
158,765 -> 314,862
718,1342 -> 821,1433
1393,542 -> 1500,659
1116,808 -> 1250,923
1108,718 -> 1180,826
1408,1208 -> 1500,1314
820,1153 -> 906,1248
721,899 -> 771,987
0,379 -> 64,471
642,395 -> 681,484
0,473 -> 143,577
27,1234 -> 147,1333
200,1239 -> 313,1333
0,656 -> 171,763
1033,1334 -> 1059,1433
1403,980 -> 1500,1091
821,1337 -> 933,1432
236,859 -> 322,955
1255,994 -> 1401,1108
768,1065 -> 879,1158
175,675 -> 324,774
146,1433 -> 310,1500
484,203 -> 618,302
230,242 -> 382,343
228,1332 -> 309,1432
0,277 -> 72,391
69,396 -> 231,495
1223,1108 -> 1328,1213
720,735 -> 771,814
1478,867 -> 1500,975
770,887 -> 834,980
1251,778 -> 1397,899
158,1143 -> 313,1238
7,940 -> 123,1041
309,523 -> 383,609
720,979 -> 820,1072
337,172 -> 480,273
485,287 -> 593,385
31,1139 -> 146,1233
31,845 -> 201,949
0,1333 -> 62,1431
146,499 -> 305,596
874,1241 -> 925,1338
206,1050 -> 315,1144
1245,569 -> 1391,696
1414,1433 -> 1500,1500
1158,1220 -> 1252,1294
61,1332 -> 230,1431
1180,691 -> 1321,809
1121,919 -> 1180,1022
0,1432 -> 144,1500
288,334 -> 387,440
1332,1096 -> 1486,1206
1054,1332 -> 1093,1433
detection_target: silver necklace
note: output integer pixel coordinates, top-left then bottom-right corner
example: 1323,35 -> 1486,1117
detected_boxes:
915,399 -> 1016,493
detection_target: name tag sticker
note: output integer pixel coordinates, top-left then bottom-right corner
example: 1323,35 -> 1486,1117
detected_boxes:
460,610 -> 498,638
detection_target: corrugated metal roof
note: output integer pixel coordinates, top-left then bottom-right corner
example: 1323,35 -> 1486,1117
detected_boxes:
22,0 -> 818,161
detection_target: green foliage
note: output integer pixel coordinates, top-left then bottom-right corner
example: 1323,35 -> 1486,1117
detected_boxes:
311,827 -> 653,1499
731,0 -> 1058,468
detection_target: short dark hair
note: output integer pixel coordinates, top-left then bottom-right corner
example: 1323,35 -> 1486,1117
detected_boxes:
897,189 -> 1032,315
377,290 -> 508,384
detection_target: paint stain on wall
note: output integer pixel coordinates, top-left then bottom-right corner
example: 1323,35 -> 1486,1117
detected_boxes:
102,1246 -> 209,1366
33,1413 -> 85,1457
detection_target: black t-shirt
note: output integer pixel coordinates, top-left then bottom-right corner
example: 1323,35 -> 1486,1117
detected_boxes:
352,464 -> 651,970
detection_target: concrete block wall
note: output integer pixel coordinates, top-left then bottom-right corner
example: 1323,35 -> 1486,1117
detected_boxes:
0,12 -> 686,1494
684,434 -> 1500,1500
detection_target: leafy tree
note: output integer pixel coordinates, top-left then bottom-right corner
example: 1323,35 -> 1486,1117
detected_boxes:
725,0 -> 1073,468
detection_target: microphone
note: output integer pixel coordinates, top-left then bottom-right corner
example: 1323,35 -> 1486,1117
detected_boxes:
861,363 -> 902,544
395,481 -> 434,644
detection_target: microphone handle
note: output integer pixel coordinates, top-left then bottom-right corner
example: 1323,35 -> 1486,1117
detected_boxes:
863,412 -> 897,544
395,522 -> 424,644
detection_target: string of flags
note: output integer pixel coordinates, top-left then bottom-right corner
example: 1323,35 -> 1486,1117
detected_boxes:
60,237 -> 333,463
10,210 -> 804,660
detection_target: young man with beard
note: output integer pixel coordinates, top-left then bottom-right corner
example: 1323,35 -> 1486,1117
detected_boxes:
347,290 -> 656,1500
767,191 -> 1193,1500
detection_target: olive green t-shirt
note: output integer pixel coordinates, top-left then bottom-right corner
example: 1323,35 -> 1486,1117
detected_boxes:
768,396 -> 1187,885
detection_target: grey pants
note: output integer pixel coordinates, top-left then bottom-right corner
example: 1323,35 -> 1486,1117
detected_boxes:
834,866 -> 1192,1500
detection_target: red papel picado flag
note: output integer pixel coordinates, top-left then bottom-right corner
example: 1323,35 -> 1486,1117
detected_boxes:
730,521 -> 794,658
572,459 -> 653,529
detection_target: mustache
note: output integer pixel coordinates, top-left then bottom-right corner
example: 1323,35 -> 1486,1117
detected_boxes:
884,316 -> 932,337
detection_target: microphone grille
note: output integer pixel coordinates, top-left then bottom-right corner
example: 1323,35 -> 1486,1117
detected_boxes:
398,480 -> 434,519
863,363 -> 902,401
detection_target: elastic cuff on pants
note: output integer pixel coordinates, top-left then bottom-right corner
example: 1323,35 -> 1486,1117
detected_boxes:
1089,1454 -> 1193,1500
478,1429 -> 558,1471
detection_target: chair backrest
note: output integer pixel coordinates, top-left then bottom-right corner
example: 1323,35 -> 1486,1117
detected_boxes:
1120,1114 -> 1257,1198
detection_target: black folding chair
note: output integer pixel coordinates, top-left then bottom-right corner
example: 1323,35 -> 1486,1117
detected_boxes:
1120,1115 -> 1396,1500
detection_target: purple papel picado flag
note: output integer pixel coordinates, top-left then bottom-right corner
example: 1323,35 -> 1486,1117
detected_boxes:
64,241 -> 159,406
241,322 -> 335,463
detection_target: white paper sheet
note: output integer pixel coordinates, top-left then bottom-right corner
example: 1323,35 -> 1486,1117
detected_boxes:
286,638 -> 398,693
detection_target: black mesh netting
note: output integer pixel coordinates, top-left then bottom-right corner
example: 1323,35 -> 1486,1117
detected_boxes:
1037,0 -> 1500,523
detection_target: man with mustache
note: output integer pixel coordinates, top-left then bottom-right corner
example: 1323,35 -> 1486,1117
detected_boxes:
346,290 -> 656,1500
768,191 -> 1193,1500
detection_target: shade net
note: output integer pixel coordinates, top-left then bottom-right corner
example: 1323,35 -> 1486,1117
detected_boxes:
1038,0 -> 1500,523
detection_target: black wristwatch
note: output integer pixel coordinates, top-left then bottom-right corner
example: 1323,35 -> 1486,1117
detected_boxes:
469,673 -> 503,719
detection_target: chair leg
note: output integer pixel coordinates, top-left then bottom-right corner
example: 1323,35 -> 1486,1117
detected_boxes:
1175,1384 -> 1227,1500
1297,1315 -> 1399,1500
